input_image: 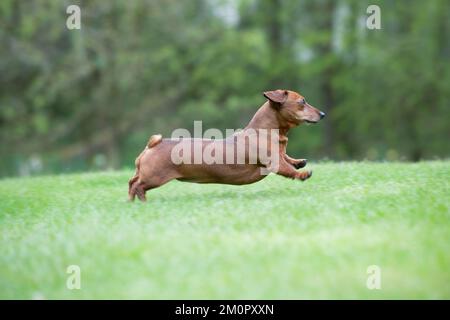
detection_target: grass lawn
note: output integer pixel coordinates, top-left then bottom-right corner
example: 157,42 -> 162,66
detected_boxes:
0,161 -> 449,299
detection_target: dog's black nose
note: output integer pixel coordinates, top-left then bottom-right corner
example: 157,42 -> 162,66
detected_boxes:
319,111 -> 326,119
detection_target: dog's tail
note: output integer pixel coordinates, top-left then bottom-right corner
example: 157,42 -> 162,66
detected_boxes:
128,134 -> 163,201
147,134 -> 162,148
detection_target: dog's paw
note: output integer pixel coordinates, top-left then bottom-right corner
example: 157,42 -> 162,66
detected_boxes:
294,159 -> 307,169
296,170 -> 312,181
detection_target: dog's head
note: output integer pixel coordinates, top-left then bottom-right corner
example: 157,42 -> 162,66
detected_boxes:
263,89 -> 325,127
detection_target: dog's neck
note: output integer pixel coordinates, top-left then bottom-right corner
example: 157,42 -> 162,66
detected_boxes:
244,102 -> 291,136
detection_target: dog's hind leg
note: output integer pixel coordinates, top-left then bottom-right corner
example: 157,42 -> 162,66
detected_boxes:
129,173 -> 178,202
135,182 -> 148,202
129,180 -> 148,202
128,179 -> 139,202
128,174 -> 139,199
128,134 -> 165,202
128,146 -> 149,201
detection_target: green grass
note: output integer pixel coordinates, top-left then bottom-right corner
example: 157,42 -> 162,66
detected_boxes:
0,161 -> 449,299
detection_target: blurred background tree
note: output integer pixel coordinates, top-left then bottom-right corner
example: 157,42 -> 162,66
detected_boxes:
0,0 -> 449,177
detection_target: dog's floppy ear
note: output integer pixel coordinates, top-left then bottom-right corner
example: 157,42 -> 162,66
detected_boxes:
263,90 -> 288,105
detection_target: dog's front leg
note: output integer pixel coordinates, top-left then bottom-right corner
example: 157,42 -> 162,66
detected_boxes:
269,158 -> 312,181
284,154 -> 307,169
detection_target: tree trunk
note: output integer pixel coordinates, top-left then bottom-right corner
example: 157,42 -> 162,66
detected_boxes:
316,0 -> 336,156
263,0 -> 285,87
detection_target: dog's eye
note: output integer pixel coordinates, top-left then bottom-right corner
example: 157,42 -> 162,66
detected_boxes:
299,98 -> 306,105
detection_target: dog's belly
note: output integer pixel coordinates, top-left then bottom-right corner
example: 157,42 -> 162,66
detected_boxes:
176,164 -> 267,185
161,137 -> 271,185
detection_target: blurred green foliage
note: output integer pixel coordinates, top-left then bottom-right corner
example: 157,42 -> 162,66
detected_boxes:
0,0 -> 449,177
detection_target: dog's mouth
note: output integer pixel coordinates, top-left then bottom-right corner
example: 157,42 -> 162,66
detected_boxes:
305,120 -> 318,124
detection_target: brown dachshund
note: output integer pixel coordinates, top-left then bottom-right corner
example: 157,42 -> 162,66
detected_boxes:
129,89 -> 325,201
